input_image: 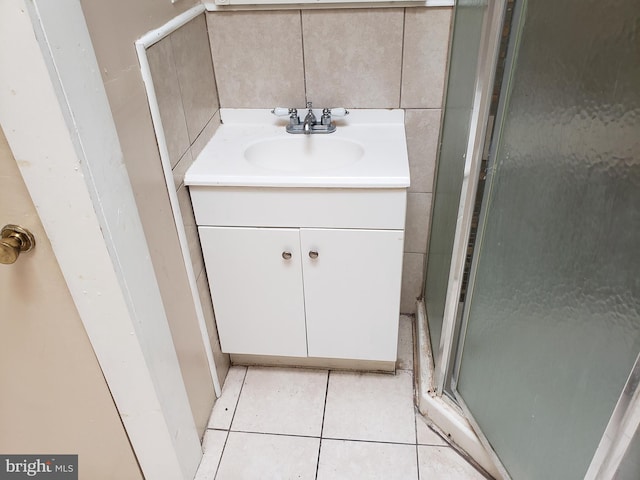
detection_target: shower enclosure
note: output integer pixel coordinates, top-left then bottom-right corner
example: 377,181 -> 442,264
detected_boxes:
422,0 -> 640,478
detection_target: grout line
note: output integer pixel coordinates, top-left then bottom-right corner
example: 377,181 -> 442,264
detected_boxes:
211,429 -> 229,480
411,314 -> 421,480
167,32 -> 192,148
203,12 -> 223,111
204,367 -> 248,432
315,370 -> 330,479
418,420 -> 450,447
419,441 -> 450,447
414,406 -> 421,480
299,10 -> 308,104
191,111 -> 218,155
227,366 -> 249,431
398,7 -> 407,109
226,429 -> 321,440
320,436 -> 418,447
220,428 -> 423,448
210,366 -> 248,480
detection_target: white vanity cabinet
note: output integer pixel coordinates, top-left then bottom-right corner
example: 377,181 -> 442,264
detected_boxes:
190,186 -> 407,365
184,109 -> 411,368
199,225 -> 404,362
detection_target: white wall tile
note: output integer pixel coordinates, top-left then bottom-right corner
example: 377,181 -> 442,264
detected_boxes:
191,110 -> 221,160
397,315 -> 414,371
172,149 -> 193,191
405,192 -> 433,254
177,184 -> 204,277
146,36 -> 190,167
401,252 -> 425,314
197,268 -> 230,387
402,8 -> 453,108
303,9 -> 404,107
207,11 -> 305,108
405,109 -> 441,193
171,14 -> 219,143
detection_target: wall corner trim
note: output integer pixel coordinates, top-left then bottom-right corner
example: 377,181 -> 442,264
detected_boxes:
135,3 -> 223,399
137,4 -> 206,48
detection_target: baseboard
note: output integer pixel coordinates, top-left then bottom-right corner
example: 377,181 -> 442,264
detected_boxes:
230,353 -> 396,372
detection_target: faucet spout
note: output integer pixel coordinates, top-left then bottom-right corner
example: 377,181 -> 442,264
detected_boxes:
303,113 -> 315,133
303,102 -> 316,134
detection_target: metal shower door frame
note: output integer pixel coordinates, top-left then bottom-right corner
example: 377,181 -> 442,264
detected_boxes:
435,0 -> 640,478
433,0 -> 508,396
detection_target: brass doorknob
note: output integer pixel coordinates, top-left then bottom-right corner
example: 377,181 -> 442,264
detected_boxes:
0,225 -> 35,265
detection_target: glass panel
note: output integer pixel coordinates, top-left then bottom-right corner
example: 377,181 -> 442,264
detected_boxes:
424,0 -> 486,360
455,0 -> 640,478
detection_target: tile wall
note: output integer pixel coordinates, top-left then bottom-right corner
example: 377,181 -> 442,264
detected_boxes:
207,7 -> 452,314
146,13 -> 230,402
149,8 -> 452,328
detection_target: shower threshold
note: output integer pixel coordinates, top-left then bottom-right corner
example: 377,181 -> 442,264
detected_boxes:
415,300 -> 502,480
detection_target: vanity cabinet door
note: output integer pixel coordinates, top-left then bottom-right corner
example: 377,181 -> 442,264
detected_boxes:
300,228 -> 405,362
198,226 -> 307,357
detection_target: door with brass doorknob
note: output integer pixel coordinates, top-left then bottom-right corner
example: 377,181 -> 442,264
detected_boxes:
0,224 -> 35,264
1,126 -> 136,466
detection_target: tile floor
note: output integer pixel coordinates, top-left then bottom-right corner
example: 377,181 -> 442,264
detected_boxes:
195,316 -> 486,480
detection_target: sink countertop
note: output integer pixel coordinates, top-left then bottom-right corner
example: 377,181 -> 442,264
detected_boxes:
184,109 -> 410,188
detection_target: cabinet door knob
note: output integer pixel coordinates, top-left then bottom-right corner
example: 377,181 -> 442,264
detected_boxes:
308,250 -> 319,259
282,251 -> 292,260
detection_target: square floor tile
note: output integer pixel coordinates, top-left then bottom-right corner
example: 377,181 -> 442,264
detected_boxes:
397,315 -> 414,371
418,446 -> 486,479
231,367 -> 328,436
216,432 -> 320,480
194,429 -> 227,479
207,366 -> 246,430
416,414 -> 448,446
317,439 -> 418,480
322,370 -> 416,444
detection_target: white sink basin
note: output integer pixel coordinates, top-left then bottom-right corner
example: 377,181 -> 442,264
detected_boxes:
244,136 -> 364,172
185,109 -> 410,188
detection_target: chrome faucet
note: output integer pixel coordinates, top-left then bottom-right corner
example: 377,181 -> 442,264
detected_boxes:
303,102 -> 317,134
272,102 -> 349,134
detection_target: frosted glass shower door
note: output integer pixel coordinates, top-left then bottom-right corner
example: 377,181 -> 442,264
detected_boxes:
453,0 -> 640,478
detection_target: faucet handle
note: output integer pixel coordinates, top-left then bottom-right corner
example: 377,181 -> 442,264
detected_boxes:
330,107 -> 349,117
272,107 -> 293,116
272,107 -> 300,125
